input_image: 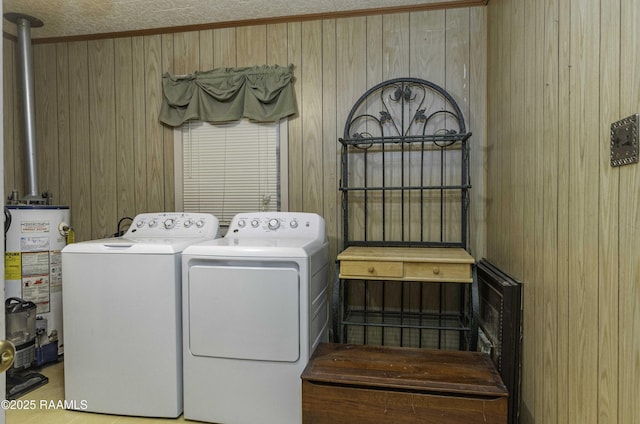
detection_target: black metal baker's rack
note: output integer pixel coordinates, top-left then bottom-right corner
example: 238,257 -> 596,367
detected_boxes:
334,77 -> 478,350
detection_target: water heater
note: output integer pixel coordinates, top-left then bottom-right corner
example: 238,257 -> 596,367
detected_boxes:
5,205 -> 71,359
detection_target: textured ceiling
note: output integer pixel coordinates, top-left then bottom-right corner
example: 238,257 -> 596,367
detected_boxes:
2,0 -> 442,40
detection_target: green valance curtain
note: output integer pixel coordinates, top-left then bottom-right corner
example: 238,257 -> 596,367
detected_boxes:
159,64 -> 297,126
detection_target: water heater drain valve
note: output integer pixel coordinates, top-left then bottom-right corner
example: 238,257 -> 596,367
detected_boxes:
59,223 -> 75,244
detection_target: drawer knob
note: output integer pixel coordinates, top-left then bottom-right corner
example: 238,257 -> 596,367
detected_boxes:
433,266 -> 440,275
368,266 -> 375,273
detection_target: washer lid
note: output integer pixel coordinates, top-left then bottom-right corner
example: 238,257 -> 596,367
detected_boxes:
61,236 -> 214,254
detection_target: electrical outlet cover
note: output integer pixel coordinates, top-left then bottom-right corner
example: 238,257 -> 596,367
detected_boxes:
611,114 -> 639,167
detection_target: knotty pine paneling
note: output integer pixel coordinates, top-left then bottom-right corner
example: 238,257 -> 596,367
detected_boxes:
4,6 -> 487,246
88,39 -> 118,239
142,35 -> 165,215
568,1 -> 600,421
267,23 -> 288,66
598,0 -> 620,422
382,12 -> 410,247
212,27 -> 236,68
444,8 -> 469,245
67,41 -> 91,241
161,33 -> 175,213
55,42 -> 72,209
172,31 -> 199,75
468,6 -> 486,264
336,16 -> 367,243
321,17 -> 340,307
33,44 -> 59,200
619,0 -> 640,421
114,38 -> 137,221
199,29 -> 214,71
543,0 -> 563,422
3,38 -> 18,196
131,36 -> 148,214
237,25 -> 267,67
300,20 -> 324,215
487,0 -> 640,423
286,20 -> 303,213
410,10 -> 447,249
523,1 -> 544,423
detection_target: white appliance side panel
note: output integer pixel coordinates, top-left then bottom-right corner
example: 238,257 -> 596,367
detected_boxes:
188,265 -> 299,362
62,252 -> 182,417
309,262 -> 329,352
184,356 -> 305,424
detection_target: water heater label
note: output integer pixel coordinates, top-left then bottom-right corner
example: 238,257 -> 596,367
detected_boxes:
22,251 -> 50,275
4,252 -> 21,280
20,236 -> 50,252
50,251 -> 63,293
22,275 -> 50,314
20,220 -> 50,233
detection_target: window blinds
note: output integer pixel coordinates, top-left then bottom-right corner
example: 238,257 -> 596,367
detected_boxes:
178,120 -> 282,224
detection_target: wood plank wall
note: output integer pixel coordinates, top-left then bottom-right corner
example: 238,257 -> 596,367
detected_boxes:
487,0 -> 639,423
3,7 -> 487,265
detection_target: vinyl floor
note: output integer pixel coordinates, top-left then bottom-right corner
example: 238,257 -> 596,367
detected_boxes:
6,362 -> 188,424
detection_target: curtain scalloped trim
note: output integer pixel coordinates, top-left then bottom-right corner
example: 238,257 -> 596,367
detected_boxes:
159,64 -> 297,126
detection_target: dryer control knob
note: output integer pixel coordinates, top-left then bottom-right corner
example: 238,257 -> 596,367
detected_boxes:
196,219 -> 205,228
251,219 -> 260,228
268,218 -> 280,230
184,219 -> 194,228
136,220 -> 145,228
237,219 -> 246,228
148,219 -> 157,228
164,218 -> 176,229
289,220 -> 298,229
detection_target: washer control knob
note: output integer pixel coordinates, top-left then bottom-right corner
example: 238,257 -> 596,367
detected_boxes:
251,219 -> 260,228
196,219 -> 205,228
136,220 -> 145,228
148,219 -> 157,228
268,218 -> 280,230
184,219 -> 194,228
289,220 -> 298,229
237,219 -> 246,228
163,218 -> 175,229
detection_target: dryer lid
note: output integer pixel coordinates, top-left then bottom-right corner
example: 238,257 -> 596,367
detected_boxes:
182,236 -> 327,258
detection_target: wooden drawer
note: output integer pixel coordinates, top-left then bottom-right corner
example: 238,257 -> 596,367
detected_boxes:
405,261 -> 472,282
340,260 -> 403,278
302,343 -> 508,424
337,246 -> 475,283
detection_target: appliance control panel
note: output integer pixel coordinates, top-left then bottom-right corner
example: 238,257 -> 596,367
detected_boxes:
125,212 -> 220,238
227,212 -> 325,240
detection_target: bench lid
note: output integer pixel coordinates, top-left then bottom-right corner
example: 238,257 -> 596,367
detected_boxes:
302,343 -> 508,398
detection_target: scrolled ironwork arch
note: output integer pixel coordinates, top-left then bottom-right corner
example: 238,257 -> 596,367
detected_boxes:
342,77 -> 467,142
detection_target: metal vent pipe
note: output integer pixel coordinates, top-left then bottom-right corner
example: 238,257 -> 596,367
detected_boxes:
4,13 -> 44,203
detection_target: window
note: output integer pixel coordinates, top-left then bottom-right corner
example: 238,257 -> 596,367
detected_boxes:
174,119 -> 288,226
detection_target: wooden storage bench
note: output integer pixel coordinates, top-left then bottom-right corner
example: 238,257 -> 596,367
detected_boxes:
301,343 -> 508,424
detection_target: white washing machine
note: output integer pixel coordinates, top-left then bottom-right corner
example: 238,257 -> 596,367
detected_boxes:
182,212 -> 329,424
61,212 -> 220,418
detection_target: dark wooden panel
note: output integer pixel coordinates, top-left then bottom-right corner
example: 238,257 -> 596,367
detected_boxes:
303,381 -> 508,424
302,343 -> 508,424
477,259 -> 523,424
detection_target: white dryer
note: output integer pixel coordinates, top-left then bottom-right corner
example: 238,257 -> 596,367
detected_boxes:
182,212 -> 329,424
61,212 -> 220,418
